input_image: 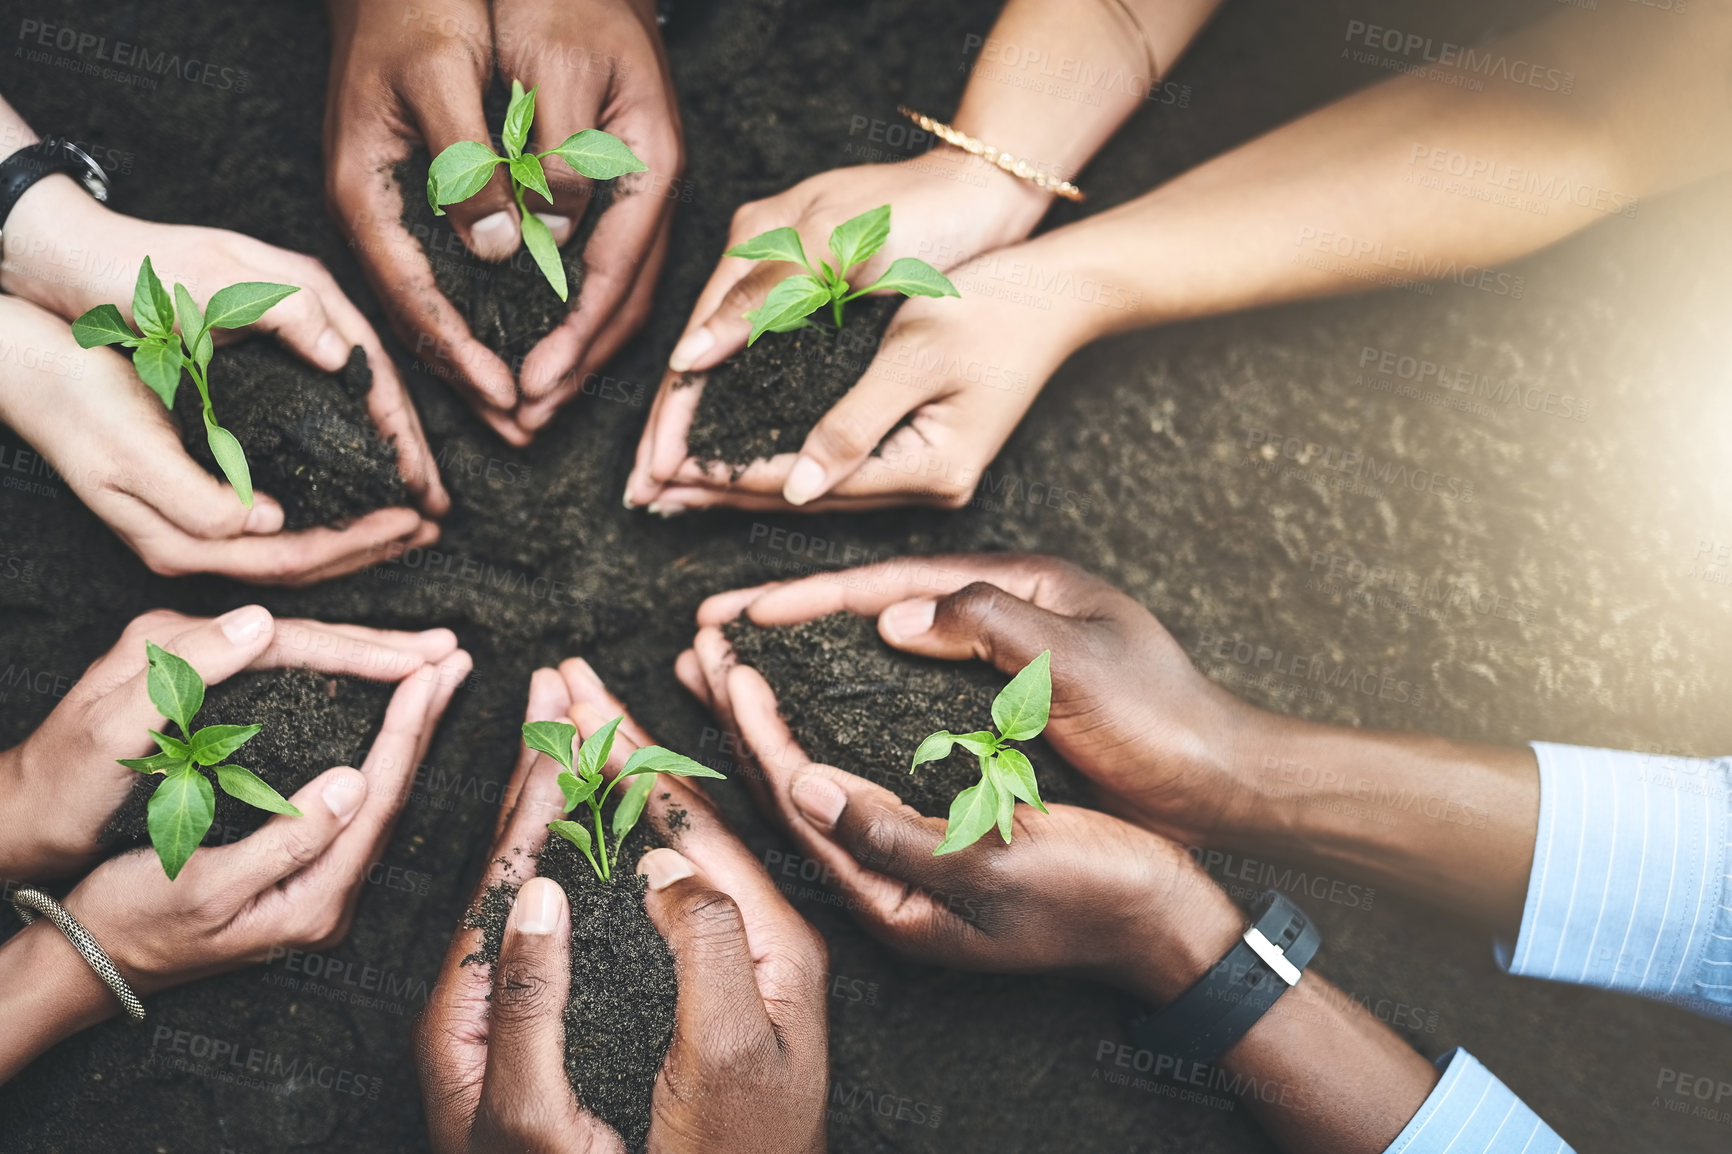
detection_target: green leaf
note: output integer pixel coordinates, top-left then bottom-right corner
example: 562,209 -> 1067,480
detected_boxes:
991,747 -> 1047,814
133,256 -> 174,340
548,819 -> 593,855
725,226 -> 810,270
149,729 -> 192,759
620,745 -> 727,780
132,339 -> 183,407
827,205 -> 891,274
214,764 -> 301,816
148,765 -> 215,880
933,775 -> 1001,856
188,723 -> 261,766
519,211 -> 568,302
118,750 -> 185,775
205,415 -> 254,508
522,721 -> 577,773
575,715 -> 623,782
173,282 -> 212,366
991,650 -> 1051,742
546,129 -> 647,181
556,770 -> 598,813
71,303 -> 136,348
144,641 -> 204,735
862,257 -> 960,300
611,773 -> 657,841
910,731 -> 954,771
951,731 -> 999,757
502,79 -> 536,158
509,153 -> 552,206
744,274 -> 831,346
428,139 -> 503,213
203,282 -> 299,331
994,764 -> 1015,843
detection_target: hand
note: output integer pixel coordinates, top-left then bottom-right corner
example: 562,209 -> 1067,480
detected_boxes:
624,152 -> 1055,509
417,659 -> 827,1154
0,606 -> 461,878
676,641 -> 1240,1001
628,243 -> 1102,512
0,642 -> 469,1085
685,554 -> 1263,843
323,0 -> 525,442
0,178 -> 447,512
498,0 -> 685,435
0,297 -> 437,582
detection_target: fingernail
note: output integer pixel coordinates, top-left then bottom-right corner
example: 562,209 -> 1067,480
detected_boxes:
534,213 -> 573,245
469,211 -> 519,260
646,500 -> 687,518
638,848 -> 695,891
783,455 -> 826,506
217,605 -> 270,645
243,500 -> 284,534
622,484 -> 640,509
511,877 -> 565,935
312,328 -> 348,369
881,598 -> 937,643
668,328 -> 714,372
322,771 -> 366,820
791,773 -> 847,833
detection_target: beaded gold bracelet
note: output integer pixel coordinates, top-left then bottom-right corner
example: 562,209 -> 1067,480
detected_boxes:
897,106 -> 1085,202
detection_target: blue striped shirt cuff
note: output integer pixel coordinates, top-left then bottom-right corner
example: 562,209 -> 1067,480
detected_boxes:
1383,1049 -> 1571,1154
1499,743 -> 1732,1017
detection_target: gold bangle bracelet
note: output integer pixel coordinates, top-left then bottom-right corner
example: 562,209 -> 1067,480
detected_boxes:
897,106 -> 1085,202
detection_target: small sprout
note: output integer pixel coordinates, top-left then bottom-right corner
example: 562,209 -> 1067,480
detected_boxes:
119,642 -> 301,880
911,650 -> 1052,855
72,257 -> 297,507
522,716 -> 724,882
427,79 -> 647,302
726,204 -> 959,346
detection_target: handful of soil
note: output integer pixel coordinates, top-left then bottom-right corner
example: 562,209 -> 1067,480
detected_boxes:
722,611 -> 1089,817
468,821 -> 677,1154
684,296 -> 900,472
101,669 -> 394,848
173,343 -> 405,530
396,150 -> 586,365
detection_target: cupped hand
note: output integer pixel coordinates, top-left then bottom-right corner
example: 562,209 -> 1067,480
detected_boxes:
675,643 -> 1236,999
683,553 -> 1263,845
0,297 -> 438,582
323,0 -> 526,442
498,0 -> 685,435
0,606 -> 460,879
627,258 -> 1093,513
51,641 -> 469,996
416,660 -> 827,1154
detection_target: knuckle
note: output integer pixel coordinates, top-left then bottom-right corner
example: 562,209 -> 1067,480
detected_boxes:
942,581 -> 1015,629
490,957 -> 555,1019
679,890 -> 746,944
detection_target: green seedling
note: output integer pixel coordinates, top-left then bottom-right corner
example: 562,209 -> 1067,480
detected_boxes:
523,717 -> 724,882
726,204 -> 959,346
427,78 -> 647,302
72,257 -> 297,508
120,642 -> 301,880
910,650 -> 1052,855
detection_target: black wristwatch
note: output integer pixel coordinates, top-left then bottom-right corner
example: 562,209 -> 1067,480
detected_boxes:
0,136 -> 111,245
1130,890 -> 1321,1065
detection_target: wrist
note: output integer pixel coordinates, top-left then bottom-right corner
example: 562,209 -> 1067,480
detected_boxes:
1101,846 -> 1244,1007
0,921 -> 117,1081
0,176 -> 120,317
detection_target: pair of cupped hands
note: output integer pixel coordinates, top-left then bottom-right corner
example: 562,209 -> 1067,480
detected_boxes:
414,554 -> 1264,1152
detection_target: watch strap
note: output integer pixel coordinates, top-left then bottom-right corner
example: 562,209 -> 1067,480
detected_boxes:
0,137 -> 110,238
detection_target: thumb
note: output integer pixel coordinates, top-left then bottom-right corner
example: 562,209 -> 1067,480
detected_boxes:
99,607 -> 279,745
638,849 -> 775,1045
877,581 -> 1076,676
128,421 -> 285,537
415,97 -> 521,263
477,878 -> 575,1120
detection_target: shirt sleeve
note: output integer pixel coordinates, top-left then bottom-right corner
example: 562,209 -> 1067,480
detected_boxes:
1496,742 -> 1732,1019
1383,1049 -> 1572,1154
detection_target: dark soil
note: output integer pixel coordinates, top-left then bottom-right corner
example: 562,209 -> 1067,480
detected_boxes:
468,816 -> 676,1154
3,1 -> 1731,1153
173,343 -> 405,530
101,669 -> 395,849
398,148 -> 588,368
722,611 -> 1086,816
685,296 -> 901,470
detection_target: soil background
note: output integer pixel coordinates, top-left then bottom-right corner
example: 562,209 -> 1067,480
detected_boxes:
4,1 -> 1732,1153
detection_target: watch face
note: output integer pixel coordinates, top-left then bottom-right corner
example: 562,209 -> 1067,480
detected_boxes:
57,139 -> 111,202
